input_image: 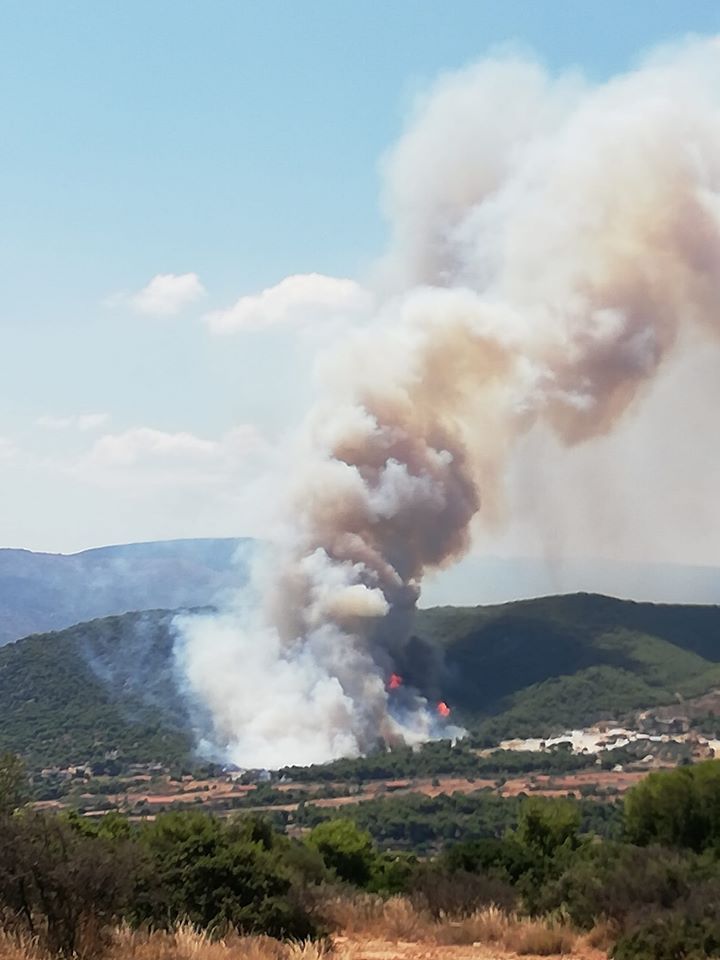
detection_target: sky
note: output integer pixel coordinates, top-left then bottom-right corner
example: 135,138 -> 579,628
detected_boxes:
2,1 -> 720,564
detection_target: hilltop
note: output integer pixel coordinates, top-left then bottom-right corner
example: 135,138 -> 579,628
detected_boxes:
2,592 -> 720,771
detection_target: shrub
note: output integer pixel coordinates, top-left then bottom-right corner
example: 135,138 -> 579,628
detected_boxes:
624,761 -> 720,852
509,920 -> 576,956
380,896 -> 429,941
433,905 -> 510,945
546,842 -> 697,930
134,811 -> 317,939
613,913 -> 720,960
410,865 -> 517,918
515,797 -> 581,859
442,836 -> 533,884
0,810 -> 136,957
309,891 -> 428,941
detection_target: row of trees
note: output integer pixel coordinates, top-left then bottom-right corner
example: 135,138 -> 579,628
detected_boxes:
280,738 -> 596,783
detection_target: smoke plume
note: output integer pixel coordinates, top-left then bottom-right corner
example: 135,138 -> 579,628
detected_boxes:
176,39 -> 720,768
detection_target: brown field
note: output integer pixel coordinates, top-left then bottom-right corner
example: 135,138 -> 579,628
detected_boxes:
239,769 -> 647,817
42,766 -> 652,820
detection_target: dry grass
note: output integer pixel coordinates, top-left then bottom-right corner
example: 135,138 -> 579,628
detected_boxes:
105,925 -> 292,960
431,906 -> 577,953
0,901 -> 586,960
0,926 -> 334,960
580,918 -> 619,952
315,893 -> 385,936
380,897 -> 431,942
316,893 -> 429,942
433,905 -> 511,945
313,893 -> 579,954
0,931 -> 43,960
507,918 -> 577,956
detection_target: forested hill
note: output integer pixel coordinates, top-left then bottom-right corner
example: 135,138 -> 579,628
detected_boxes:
0,610 -> 194,769
403,592 -> 720,740
0,538 -> 250,646
3,592 -> 720,769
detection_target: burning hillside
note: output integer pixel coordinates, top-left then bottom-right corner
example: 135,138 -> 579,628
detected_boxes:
176,39 -> 720,768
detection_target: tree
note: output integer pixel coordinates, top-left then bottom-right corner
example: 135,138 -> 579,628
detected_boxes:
0,752 -> 29,817
135,810 -> 316,937
623,761 -> 720,852
308,819 -> 376,886
0,811 -> 135,956
515,797 -> 581,859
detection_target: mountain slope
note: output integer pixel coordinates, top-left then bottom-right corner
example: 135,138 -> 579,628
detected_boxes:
0,538 -> 250,645
3,592 -> 720,770
405,593 -> 720,738
0,610 -> 194,769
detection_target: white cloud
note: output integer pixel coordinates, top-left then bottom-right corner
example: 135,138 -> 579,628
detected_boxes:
88,427 -> 216,468
204,273 -> 370,334
78,424 -> 269,487
36,413 -> 109,432
129,272 -> 206,317
0,424 -> 282,551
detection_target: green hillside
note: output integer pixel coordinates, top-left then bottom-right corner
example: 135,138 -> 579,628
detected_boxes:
2,593 -> 720,770
406,593 -> 720,739
0,611 -> 193,769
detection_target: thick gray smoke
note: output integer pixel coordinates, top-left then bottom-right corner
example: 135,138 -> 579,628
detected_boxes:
176,39 -> 720,768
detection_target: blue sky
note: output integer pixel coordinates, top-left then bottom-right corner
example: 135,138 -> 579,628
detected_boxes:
2,1 -> 720,554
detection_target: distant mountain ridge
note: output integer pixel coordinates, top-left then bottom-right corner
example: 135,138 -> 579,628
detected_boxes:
3,537 -> 720,647
0,538 -> 251,645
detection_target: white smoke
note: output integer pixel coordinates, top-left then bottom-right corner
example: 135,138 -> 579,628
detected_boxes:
176,38 -> 720,768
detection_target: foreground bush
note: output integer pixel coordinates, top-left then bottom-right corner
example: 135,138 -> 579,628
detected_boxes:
0,811 -> 136,956
134,812 -> 317,938
0,809 -> 320,956
613,913 -> 720,960
539,842 -> 698,929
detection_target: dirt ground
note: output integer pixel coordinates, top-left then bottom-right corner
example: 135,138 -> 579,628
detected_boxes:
335,937 -> 604,959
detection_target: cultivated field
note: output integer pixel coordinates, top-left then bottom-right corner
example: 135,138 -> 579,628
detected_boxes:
35,767 -> 650,821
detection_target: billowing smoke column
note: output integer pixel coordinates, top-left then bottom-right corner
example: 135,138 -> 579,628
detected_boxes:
176,39 -> 720,768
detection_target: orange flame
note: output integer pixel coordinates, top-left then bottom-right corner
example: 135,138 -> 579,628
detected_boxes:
436,701 -> 451,718
388,673 -> 403,690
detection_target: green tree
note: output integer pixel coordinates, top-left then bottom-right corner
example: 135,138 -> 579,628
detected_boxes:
308,818 -> 376,886
0,752 -> 28,817
623,761 -> 720,852
135,810 -> 315,937
515,797 -> 581,859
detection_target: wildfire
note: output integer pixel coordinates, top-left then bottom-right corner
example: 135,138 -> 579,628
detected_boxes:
436,701 -> 451,718
388,673 -> 403,690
